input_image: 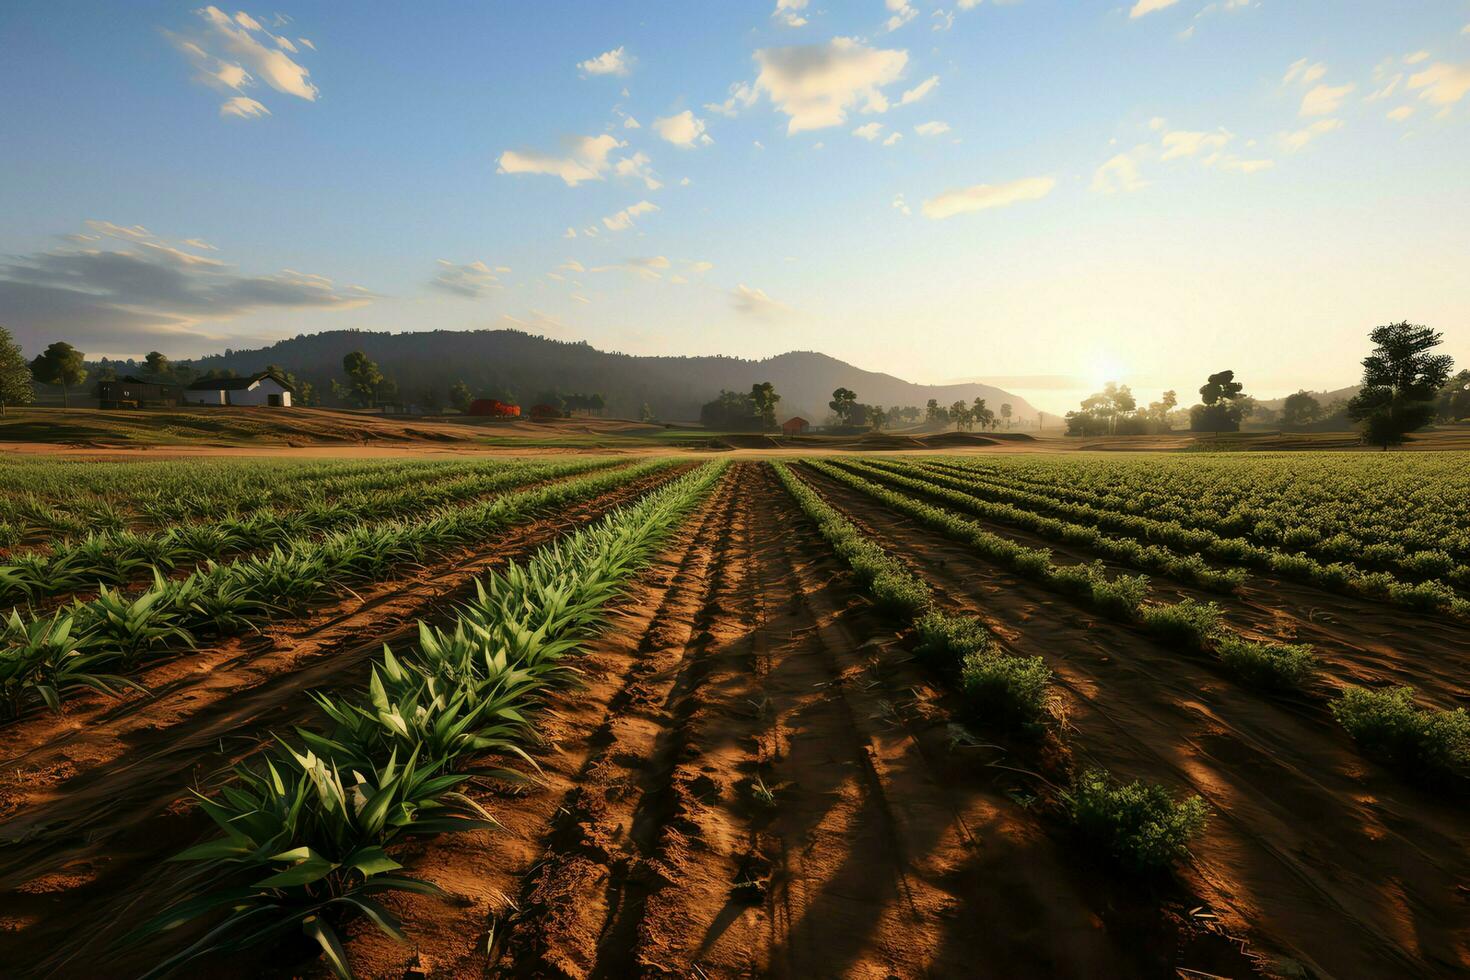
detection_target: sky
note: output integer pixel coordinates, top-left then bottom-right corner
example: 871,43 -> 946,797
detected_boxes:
1,0 -> 1468,415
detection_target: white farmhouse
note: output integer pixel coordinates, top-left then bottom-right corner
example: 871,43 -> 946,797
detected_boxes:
184,371 -> 294,407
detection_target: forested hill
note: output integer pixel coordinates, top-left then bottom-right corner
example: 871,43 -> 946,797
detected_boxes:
189,329 -> 1037,422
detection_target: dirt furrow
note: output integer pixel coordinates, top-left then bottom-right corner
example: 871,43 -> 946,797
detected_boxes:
0,465 -> 694,977
800,463 -> 1470,979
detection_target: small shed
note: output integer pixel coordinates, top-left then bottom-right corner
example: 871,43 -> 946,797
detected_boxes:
97,376 -> 183,409
184,371 -> 294,407
467,399 -> 521,417
781,416 -> 810,436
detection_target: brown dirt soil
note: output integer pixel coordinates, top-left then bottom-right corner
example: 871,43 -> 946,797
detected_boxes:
311,463 -> 1251,980
853,458 -> 1470,710
0,464 -> 694,977
797,463 -> 1470,979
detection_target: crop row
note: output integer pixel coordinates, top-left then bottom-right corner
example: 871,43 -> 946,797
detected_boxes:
837,458 -> 1248,592
0,457 -> 621,603
0,459 -> 682,722
889,458 -> 1469,617
801,459 -> 1468,786
134,461 -> 728,978
0,457 -> 516,549
931,454 -> 1470,568
772,461 -> 1208,873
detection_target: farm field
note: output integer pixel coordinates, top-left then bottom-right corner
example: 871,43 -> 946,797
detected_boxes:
0,453 -> 1466,979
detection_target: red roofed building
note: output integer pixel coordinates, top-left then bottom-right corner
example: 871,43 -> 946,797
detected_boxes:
781,417 -> 810,436
467,399 -> 520,417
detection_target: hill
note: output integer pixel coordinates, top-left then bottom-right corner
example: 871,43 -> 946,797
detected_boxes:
1254,384 -> 1360,412
181,329 -> 1038,422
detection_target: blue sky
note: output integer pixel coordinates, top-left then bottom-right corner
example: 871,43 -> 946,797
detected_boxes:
1,0 -> 1468,413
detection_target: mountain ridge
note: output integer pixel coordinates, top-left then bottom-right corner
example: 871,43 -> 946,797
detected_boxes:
183,329 -> 1039,422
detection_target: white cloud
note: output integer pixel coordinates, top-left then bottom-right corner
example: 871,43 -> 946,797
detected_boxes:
773,0 -> 809,27
570,294 -> 591,304
182,238 -> 217,251
614,151 -> 662,189
429,260 -> 501,298
623,115 -> 641,129
653,110 -> 712,147
754,37 -> 909,133
1130,0 -> 1181,18
885,0 -> 918,32
1300,82 -> 1355,116
914,120 -> 951,136
1407,62 -> 1470,106
900,74 -> 939,105
564,227 -> 578,239
688,260 -> 715,274
705,81 -> 758,118
559,259 -> 586,273
497,134 -> 623,185
932,10 -> 954,32
922,176 -> 1055,219
1387,105 -> 1416,121
297,37 -> 315,51
1404,51 -> 1431,65
1159,127 -> 1232,160
1282,59 -> 1327,86
1366,74 -> 1404,102
1280,118 -> 1343,152
1092,151 -> 1148,193
882,131 -> 903,146
892,193 -> 912,216
220,95 -> 269,119
578,47 -> 632,77
193,6 -> 317,99
602,200 -> 660,232
732,284 -> 790,316
852,122 -> 885,140
86,220 -> 154,242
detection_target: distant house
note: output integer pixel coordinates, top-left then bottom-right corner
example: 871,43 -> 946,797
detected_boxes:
529,403 -> 562,420
781,416 -> 810,436
96,376 -> 182,409
184,371 -> 294,407
467,398 -> 521,417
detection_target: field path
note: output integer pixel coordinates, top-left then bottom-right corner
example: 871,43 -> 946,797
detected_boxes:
798,463 -> 1470,979
335,462 -> 1217,979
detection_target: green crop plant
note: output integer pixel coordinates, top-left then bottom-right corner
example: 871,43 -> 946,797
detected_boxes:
1063,767 -> 1209,873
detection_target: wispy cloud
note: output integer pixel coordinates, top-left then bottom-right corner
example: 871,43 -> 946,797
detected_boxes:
165,5 -> 319,118
602,200 -> 660,232
1130,0 -> 1181,19
578,46 -> 632,77
429,260 -> 504,298
772,0 -> 809,28
923,176 -> 1055,219
914,120 -> 951,136
731,283 -> 790,316
1406,62 -> 1470,107
1300,82 -> 1355,116
497,134 -> 623,185
1280,117 -> 1343,152
1092,150 -> 1148,194
899,75 -> 939,105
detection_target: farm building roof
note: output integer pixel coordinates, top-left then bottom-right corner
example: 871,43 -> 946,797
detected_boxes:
186,371 -> 294,393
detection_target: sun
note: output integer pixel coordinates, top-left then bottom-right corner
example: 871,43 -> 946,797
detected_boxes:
1088,356 -> 1128,391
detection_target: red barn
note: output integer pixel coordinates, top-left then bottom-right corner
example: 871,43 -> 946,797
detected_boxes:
781,416 -> 810,436
467,399 -> 520,417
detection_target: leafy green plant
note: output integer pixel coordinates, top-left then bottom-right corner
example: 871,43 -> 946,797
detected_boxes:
1215,636 -> 1317,689
1140,598 -> 1221,650
1330,686 -> 1468,782
913,610 -> 993,667
1064,767 -> 1208,872
959,649 -> 1051,728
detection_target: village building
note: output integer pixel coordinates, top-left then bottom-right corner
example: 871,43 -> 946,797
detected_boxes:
781,416 -> 810,436
95,376 -> 183,409
183,371 -> 294,407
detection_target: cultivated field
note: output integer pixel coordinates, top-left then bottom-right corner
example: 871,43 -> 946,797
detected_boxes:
0,452 -> 1466,978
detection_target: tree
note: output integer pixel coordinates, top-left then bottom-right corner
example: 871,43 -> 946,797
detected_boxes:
971,397 -> 987,430
1190,370 -> 1246,432
829,387 -> 858,425
925,398 -> 941,423
0,326 -> 35,415
449,381 -> 473,413
1281,390 -> 1321,428
144,351 -> 171,378
1439,369 -> 1470,422
949,400 -> 973,431
1000,403 -> 1013,429
30,341 -> 87,408
639,402 -> 657,422
342,350 -> 385,408
700,389 -> 760,431
750,381 -> 780,431
1348,321 -> 1455,449
870,405 -> 888,430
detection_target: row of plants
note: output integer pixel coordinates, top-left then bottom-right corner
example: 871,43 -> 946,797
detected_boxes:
802,460 -> 1468,786
929,455 -> 1470,584
842,458 -> 1248,592
133,461 -> 728,978
0,458 -> 621,602
0,459 -> 683,722
900,458 -> 1469,616
772,461 -> 1207,872
0,457 -> 518,552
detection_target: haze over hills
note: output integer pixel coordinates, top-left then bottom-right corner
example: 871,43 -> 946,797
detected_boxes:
188,329 -> 1039,423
